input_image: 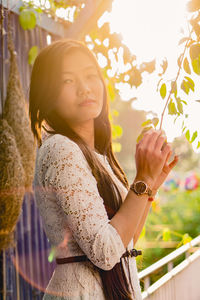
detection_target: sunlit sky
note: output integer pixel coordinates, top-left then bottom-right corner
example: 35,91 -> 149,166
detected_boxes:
100,0 -> 200,153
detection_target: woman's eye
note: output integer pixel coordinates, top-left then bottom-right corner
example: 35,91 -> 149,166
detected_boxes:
63,79 -> 73,84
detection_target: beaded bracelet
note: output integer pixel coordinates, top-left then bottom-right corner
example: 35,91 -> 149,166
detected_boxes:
148,197 -> 154,202
148,189 -> 158,202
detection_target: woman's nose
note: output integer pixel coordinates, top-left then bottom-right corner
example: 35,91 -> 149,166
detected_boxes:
77,78 -> 91,96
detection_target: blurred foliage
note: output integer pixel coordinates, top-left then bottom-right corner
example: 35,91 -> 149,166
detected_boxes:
109,98 -> 147,183
19,0 -> 85,26
135,125 -> 200,282
171,134 -> 200,172
28,45 -> 38,65
136,184 -> 200,285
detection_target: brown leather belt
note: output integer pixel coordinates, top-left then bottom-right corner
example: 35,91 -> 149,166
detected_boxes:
56,248 -> 142,264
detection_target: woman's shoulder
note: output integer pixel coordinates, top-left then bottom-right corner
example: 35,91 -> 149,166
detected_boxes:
38,133 -> 84,161
42,133 -> 79,149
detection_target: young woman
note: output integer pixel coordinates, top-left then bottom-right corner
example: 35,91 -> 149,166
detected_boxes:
29,39 -> 179,300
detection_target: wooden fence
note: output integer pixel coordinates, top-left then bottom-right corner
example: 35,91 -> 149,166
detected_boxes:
0,5 -> 60,299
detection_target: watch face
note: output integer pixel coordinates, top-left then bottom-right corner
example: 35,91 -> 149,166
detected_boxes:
135,182 -> 147,194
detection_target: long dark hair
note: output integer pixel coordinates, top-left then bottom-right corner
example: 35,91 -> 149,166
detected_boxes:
29,38 -> 134,299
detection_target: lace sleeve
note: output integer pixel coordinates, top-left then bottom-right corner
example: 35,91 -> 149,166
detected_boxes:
42,135 -> 126,271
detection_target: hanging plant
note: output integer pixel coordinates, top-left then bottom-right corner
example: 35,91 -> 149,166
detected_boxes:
0,119 -> 25,250
3,11 -> 36,192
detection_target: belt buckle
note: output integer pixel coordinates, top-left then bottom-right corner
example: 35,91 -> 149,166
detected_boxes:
129,248 -> 142,257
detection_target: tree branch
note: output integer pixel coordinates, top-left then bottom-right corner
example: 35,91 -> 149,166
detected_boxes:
159,29 -> 193,130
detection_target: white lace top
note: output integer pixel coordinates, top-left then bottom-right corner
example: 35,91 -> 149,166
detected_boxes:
33,130 -> 143,300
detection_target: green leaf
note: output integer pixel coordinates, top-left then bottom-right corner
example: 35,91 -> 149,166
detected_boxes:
140,59 -> 156,74
184,76 -> 195,91
136,126 -> 153,143
160,83 -> 167,99
19,9 -> 37,30
181,99 -> 187,105
181,80 -> 190,94
168,100 -> 177,115
176,98 -> 183,114
108,112 -> 113,122
182,126 -> 186,134
177,102 -> 183,114
192,56 -> 200,75
158,58 -> 168,76
152,117 -> 159,128
129,67 -> 142,88
112,109 -> 119,117
183,57 -> 191,74
178,37 -> 190,45
112,124 -> 123,139
173,114 -> 179,124
182,233 -> 192,245
197,141 -> 200,149
107,82 -> 115,102
19,5 -> 26,12
89,30 -> 98,41
140,226 -> 146,239
141,119 -> 152,127
142,118 -> 159,129
163,228 -> 171,241
48,246 -> 56,262
35,7 -> 43,14
28,45 -> 38,65
112,142 -> 122,153
185,129 -> 190,142
191,131 -> 198,143
189,43 -> 200,60
136,133 -> 143,143
184,76 -> 195,87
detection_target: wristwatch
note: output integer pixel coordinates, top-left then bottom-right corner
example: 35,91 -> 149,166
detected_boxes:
130,180 -> 153,197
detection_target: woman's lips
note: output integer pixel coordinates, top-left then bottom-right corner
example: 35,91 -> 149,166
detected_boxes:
79,100 -> 96,106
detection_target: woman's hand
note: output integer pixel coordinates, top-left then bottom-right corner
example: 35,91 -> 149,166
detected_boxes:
134,128 -> 175,189
152,148 -> 179,192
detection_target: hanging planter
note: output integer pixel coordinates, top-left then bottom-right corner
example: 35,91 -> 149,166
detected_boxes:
3,12 -> 36,192
0,119 -> 25,250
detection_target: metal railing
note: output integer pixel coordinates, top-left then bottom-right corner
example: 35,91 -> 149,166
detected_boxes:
138,235 -> 200,299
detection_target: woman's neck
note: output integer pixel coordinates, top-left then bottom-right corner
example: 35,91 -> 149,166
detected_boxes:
71,120 -> 95,150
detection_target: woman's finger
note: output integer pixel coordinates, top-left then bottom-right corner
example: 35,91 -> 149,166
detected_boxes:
168,155 -> 179,169
165,150 -> 172,164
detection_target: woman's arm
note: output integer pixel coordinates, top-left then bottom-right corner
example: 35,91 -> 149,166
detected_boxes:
109,183 -> 153,248
133,200 -> 151,245
109,129 -> 172,249
133,188 -> 158,245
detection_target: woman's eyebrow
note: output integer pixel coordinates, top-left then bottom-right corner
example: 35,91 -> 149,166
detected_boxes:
62,65 -> 97,74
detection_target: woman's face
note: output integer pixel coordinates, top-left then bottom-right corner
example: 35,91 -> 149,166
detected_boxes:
54,50 -> 104,127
